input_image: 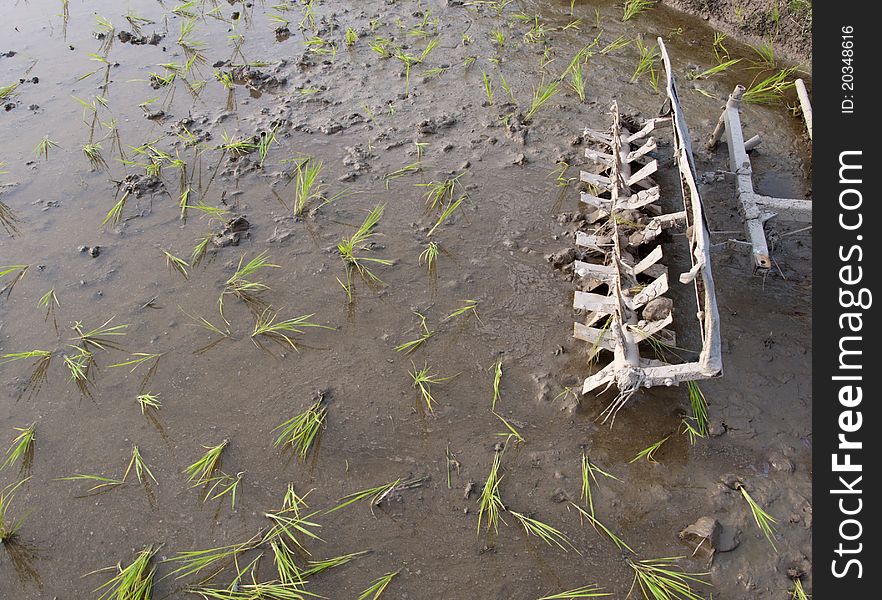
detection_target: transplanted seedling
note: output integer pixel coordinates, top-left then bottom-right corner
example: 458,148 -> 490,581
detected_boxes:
631,37 -> 660,84
736,482 -> 778,550
416,173 -> 465,211
220,250 -> 280,317
72,317 -> 128,351
273,396 -> 327,460
569,502 -> 635,553
580,451 -> 619,519
0,265 -> 28,299
1,350 -> 52,400
410,361 -> 455,413
63,346 -> 95,396
203,471 -> 244,510
491,359 -> 503,409
537,585 -> 611,599
88,545 -> 158,600
358,570 -> 399,600
1,424 -> 35,475
494,412 -> 525,444
251,306 -> 332,350
427,194 -> 466,236
165,534 -> 261,580
123,445 -> 157,485
262,506 -> 324,555
136,393 -> 162,414
0,478 -> 28,543
525,79 -> 560,121
622,0 -> 656,21
337,204 -> 393,285
742,68 -> 796,104
184,440 -> 229,486
327,478 -> 402,515
443,299 -> 482,324
627,557 -> 711,600
33,135 -> 60,161
419,241 -> 440,274
510,511 -> 578,553
630,435 -> 670,463
82,142 -> 107,170
394,312 -> 433,354
477,448 -> 505,534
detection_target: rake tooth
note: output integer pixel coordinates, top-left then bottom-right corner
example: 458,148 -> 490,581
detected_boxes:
629,272 -> 669,310
619,186 -> 660,211
575,232 -> 613,253
583,127 -> 613,145
625,159 -> 658,188
574,291 -> 616,313
626,137 -> 657,163
574,323 -> 617,351
580,170 -> 613,191
631,246 -> 663,275
625,117 -> 669,143
584,147 -> 616,165
580,191 -> 610,210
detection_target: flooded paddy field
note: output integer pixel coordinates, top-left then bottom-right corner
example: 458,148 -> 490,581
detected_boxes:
1,1 -> 812,598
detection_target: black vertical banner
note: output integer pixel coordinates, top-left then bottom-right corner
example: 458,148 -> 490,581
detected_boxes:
813,4 -> 877,596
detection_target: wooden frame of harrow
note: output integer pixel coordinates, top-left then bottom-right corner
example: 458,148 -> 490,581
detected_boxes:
572,39 -> 722,422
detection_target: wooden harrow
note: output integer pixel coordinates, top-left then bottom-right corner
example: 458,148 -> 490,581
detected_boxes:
572,39 -> 722,423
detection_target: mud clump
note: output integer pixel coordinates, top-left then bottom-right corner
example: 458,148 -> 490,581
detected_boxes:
117,30 -> 162,45
231,65 -> 287,93
417,114 -> 457,135
213,215 -> 251,248
121,173 -> 163,197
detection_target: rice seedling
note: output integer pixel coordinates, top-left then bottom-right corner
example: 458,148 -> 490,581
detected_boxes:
569,63 -> 587,102
446,444 -> 461,489
273,397 -> 326,460
629,435 -> 670,463
790,577 -> 809,600
358,571 -> 399,600
0,199 -> 20,237
204,471 -> 244,510
292,157 -> 341,216
257,126 -> 279,167
184,440 -> 229,486
477,449 -> 505,534
299,0 -> 317,31
463,55 -> 477,69
736,482 -> 778,550
494,412 -> 525,444
62,346 -> 94,396
525,80 -> 560,121
191,581 -> 321,599
0,479 -> 28,543
165,535 -> 260,580
220,250 -> 280,316
751,39 -> 777,68
269,538 -> 303,585
263,508 -> 324,554
538,585 -> 611,599
490,29 -> 505,48
305,35 -> 338,58
89,545 -> 157,600
337,204 -> 393,284
220,131 -> 257,156
370,36 -> 394,58
1,264 -> 28,299
125,10 -> 153,36
58,473 -> 127,494
102,188 -> 131,228
627,557 -> 711,600
191,233 -> 215,268
491,359 -> 503,409
580,452 -> 619,518
302,550 -> 369,578
419,242 -> 440,273
443,299 -> 481,324
600,36 -> 631,55
569,502 -> 635,553
123,445 -> 157,485
416,173 -> 464,211
482,70 -> 494,105
687,58 -> 741,80
252,307 -> 332,350
742,68 -> 796,104
394,312 -> 434,354
410,361 -> 455,413
137,393 -> 162,414
631,37 -> 660,83
94,14 -> 115,54
622,0 -> 656,21
510,511 -> 578,553
523,15 -> 549,44
32,135 -> 60,161
1,424 -> 35,474
712,32 -> 729,63
326,478 -> 401,514
161,249 -> 190,280
426,194 -> 468,237
345,27 -> 358,47
83,142 -> 108,170
0,83 -> 18,101
270,13 -> 291,29
72,318 -> 128,351
686,381 -> 709,436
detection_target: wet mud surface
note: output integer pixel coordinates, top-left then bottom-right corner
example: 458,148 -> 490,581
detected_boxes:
1,1 -> 811,598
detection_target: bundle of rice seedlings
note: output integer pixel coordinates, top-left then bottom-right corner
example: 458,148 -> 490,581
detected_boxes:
89,545 -> 158,600
358,570 -> 399,600
273,397 -> 327,460
477,449 -> 505,534
627,556 -> 711,600
184,440 -> 229,486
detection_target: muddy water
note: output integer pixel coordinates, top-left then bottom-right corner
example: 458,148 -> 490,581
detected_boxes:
1,1 -> 811,598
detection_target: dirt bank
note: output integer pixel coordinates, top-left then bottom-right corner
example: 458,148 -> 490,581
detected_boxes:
662,0 -> 813,67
